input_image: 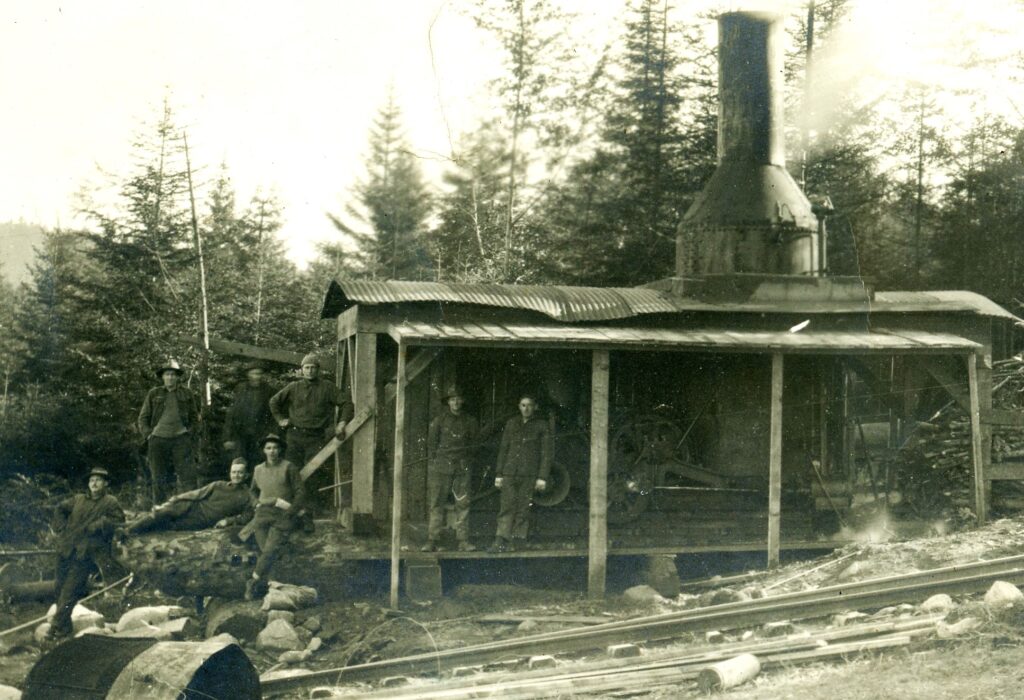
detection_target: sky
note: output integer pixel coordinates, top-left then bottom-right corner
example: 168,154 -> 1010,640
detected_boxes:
2,0 -> 1022,266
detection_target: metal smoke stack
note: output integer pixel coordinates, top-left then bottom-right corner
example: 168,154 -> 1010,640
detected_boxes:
676,11 -> 820,277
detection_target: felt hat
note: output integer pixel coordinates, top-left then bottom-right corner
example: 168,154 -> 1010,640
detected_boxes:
88,467 -> 111,480
156,358 -> 185,379
259,433 -> 286,449
442,385 -> 464,402
243,361 -> 265,373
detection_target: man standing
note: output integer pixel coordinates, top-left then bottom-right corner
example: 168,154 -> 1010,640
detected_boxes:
490,395 -> 551,553
422,386 -> 479,552
138,359 -> 199,503
269,353 -> 353,510
48,468 -> 125,641
125,457 -> 252,534
223,362 -> 277,470
244,434 -> 307,600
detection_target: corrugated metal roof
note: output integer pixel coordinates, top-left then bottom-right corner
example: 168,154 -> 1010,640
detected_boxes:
322,279 -> 1022,323
388,321 -> 981,354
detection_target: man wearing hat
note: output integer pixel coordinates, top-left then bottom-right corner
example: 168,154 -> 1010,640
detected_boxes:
138,359 -> 200,503
244,433 -> 307,600
125,457 -> 252,534
48,467 -> 125,641
223,362 -> 277,470
269,353 -> 353,510
422,385 -> 479,552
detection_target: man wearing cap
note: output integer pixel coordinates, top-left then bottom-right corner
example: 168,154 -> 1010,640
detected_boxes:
422,386 -> 479,552
223,362 -> 277,470
269,353 -> 353,509
244,433 -> 307,600
48,468 -> 125,641
489,395 -> 551,553
138,359 -> 200,503
125,458 -> 252,534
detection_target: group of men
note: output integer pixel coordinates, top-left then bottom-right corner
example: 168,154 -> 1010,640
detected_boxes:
424,387 -> 552,554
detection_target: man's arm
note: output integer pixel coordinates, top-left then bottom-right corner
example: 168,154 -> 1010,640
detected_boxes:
137,389 -> 154,437
332,384 -> 355,424
495,421 -> 512,478
427,415 -> 442,456
269,385 -> 290,426
86,497 -> 126,539
52,496 -> 75,532
287,464 -> 308,513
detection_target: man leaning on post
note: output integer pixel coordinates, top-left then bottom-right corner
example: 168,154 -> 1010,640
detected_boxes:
138,359 -> 200,504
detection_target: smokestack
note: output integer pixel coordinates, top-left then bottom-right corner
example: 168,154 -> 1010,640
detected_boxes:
676,11 -> 820,277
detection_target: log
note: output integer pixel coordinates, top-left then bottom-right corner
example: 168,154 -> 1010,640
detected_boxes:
205,599 -> 267,642
120,523 -> 363,599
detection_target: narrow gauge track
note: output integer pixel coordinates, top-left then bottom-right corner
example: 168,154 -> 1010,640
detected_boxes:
263,555 -> 1024,694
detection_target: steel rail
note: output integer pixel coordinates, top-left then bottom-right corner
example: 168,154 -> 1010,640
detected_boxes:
263,558 -> 1020,693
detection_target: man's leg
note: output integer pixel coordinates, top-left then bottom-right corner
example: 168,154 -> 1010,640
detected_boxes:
51,557 -> 91,638
254,526 -> 289,580
147,437 -> 174,504
424,468 -> 449,545
451,468 -> 474,549
494,478 -> 520,542
172,433 -> 197,493
510,477 -> 534,541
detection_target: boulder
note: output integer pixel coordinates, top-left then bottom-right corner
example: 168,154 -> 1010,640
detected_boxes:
0,684 -> 20,700
517,619 -> 539,634
205,600 -> 267,643
45,603 -> 103,633
261,582 -> 319,612
116,605 -> 187,632
984,581 -> 1024,609
267,610 -> 295,624
206,632 -> 239,646
709,588 -> 750,606
301,615 -> 322,633
306,637 -> 323,653
33,623 -> 50,645
277,649 -> 311,664
937,617 -> 981,639
256,619 -> 305,652
112,622 -> 172,640
623,585 -> 665,604
920,594 -> 954,613
642,555 -> 681,598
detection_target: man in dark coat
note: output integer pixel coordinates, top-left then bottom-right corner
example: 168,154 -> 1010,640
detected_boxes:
223,362 -> 277,469
125,458 -> 252,534
269,353 -> 353,511
489,395 -> 551,553
422,386 -> 479,552
48,467 -> 125,640
243,433 -> 308,600
138,359 -> 200,503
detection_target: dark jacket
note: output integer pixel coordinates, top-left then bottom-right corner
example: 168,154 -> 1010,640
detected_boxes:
429,411 -> 479,473
224,381 -> 277,442
159,480 -> 252,526
54,493 -> 125,560
496,415 -> 552,480
269,378 -> 353,432
138,386 -> 199,438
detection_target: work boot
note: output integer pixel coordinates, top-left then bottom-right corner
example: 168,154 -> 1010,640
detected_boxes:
420,540 -> 438,553
244,576 -> 267,601
457,540 -> 476,552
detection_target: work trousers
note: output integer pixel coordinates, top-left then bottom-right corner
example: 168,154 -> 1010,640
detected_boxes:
252,507 -> 295,579
231,431 -> 265,474
52,556 -> 93,637
129,506 -> 210,534
147,434 -> 195,504
286,426 -> 334,513
426,467 -> 472,542
495,476 -> 535,540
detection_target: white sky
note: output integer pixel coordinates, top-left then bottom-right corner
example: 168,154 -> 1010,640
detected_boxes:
2,0 -> 1022,265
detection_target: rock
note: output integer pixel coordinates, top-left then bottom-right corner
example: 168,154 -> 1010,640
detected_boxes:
205,600 -> 267,643
112,622 -> 172,640
832,612 -> 869,627
607,643 -> 641,659
528,655 -> 557,670
740,586 -> 764,600
705,630 -> 725,644
937,617 -> 981,639
642,555 -> 681,598
984,581 -> 1024,609
301,615 -> 322,633
267,610 -> 295,624
0,684 -> 20,700
517,619 -> 539,634
921,594 -> 955,613
835,561 -> 865,582
277,649 -> 311,664
261,582 -> 318,612
740,630 -> 754,641
33,624 -> 50,645
763,621 -> 794,637
710,588 -> 750,605
306,637 -> 323,653
156,617 -> 199,640
452,666 -> 481,677
206,633 -> 239,646
116,605 -> 187,632
310,689 -> 336,699
256,619 -> 305,652
46,603 -> 103,633
623,585 -> 665,604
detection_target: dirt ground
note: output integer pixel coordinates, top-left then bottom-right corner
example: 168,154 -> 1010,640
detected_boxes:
3,509 -> 1024,697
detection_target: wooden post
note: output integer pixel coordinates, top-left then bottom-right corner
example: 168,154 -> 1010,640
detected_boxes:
352,333 -> 377,520
967,352 -> 987,525
588,350 -> 610,599
768,353 -> 784,568
390,343 -> 407,610
818,362 -> 829,476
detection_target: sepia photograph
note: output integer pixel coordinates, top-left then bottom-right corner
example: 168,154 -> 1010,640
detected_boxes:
2,0 -> 1024,697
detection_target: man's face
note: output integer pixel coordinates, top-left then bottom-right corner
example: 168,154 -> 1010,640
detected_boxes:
447,396 -> 464,414
88,476 -> 108,496
263,441 -> 282,462
301,363 -> 319,380
246,368 -> 264,386
518,398 -> 536,420
162,370 -> 179,388
229,463 -> 248,484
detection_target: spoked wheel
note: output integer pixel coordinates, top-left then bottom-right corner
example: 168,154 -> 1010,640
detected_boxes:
607,413 -> 688,523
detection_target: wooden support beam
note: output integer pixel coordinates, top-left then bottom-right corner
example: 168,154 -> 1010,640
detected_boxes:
588,350 -> 610,599
384,348 -> 442,403
390,343 -> 408,610
918,356 -> 970,412
768,353 -> 783,569
985,463 -> 1024,481
298,406 -> 373,481
181,335 -> 317,368
968,352 -> 987,524
352,333 -> 378,518
981,408 -> 1024,428
337,306 -> 359,340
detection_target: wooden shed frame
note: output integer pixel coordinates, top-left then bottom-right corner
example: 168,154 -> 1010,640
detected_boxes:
322,277 -> 1021,605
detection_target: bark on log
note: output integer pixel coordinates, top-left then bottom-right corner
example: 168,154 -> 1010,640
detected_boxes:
119,525 -> 364,599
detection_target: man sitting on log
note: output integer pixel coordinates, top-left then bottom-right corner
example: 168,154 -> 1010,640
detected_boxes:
48,467 -> 125,641
243,433 -> 308,601
125,458 -> 252,534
